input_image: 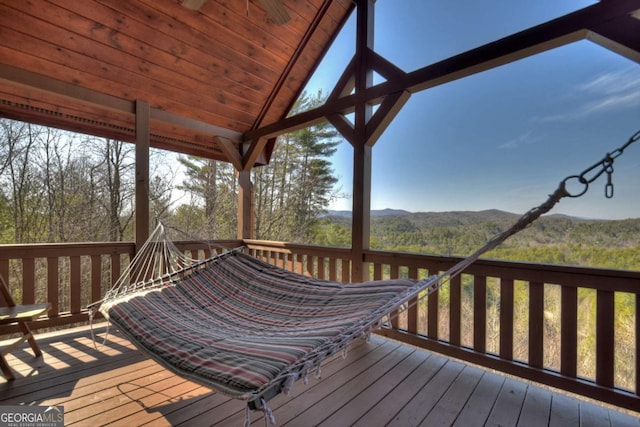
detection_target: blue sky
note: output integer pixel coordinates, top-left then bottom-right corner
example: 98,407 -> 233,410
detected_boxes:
303,0 -> 640,220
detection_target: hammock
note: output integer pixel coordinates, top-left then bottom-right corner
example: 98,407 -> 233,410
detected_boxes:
90,130 -> 638,418
99,243 -> 424,404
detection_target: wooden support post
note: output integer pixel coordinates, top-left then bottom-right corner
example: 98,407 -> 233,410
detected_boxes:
351,143 -> 371,282
350,0 -> 374,283
237,170 -> 254,239
135,100 -> 150,252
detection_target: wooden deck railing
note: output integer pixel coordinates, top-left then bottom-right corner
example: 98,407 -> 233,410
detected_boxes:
0,238 -> 638,412
0,239 -> 239,331
0,242 -> 134,329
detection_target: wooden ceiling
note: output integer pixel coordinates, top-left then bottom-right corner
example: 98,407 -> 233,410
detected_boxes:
0,0 -> 352,163
0,1 -> 638,169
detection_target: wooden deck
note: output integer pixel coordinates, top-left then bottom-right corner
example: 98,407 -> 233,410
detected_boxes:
0,325 -> 638,427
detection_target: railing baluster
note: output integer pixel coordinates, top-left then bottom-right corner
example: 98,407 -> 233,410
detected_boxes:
329,258 -> 337,281
70,255 -> 81,314
427,285 -> 438,340
449,274 -> 461,347
407,266 -> 418,334
318,256 -> 326,280
373,263 -> 382,280
561,286 -> 577,378
0,258 -> 8,306
637,292 -> 640,395
596,290 -> 615,388
296,253 -> 304,275
341,258 -> 350,283
111,252 -> 121,288
306,255 -> 314,277
474,275 -> 486,353
22,257 -> 35,304
500,278 -> 514,361
287,253 -> 294,273
91,255 -> 102,305
47,257 -> 59,317
390,265 -> 400,329
529,281 -> 544,369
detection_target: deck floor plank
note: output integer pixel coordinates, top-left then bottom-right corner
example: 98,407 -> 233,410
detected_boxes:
609,408 -> 640,427
453,371 -> 506,427
386,358 -> 466,426
317,347 -> 427,427
260,339 -> 402,426
549,392 -> 580,427
579,400 -> 613,427
226,336 -> 387,427
353,353 -> 447,427
0,325 -> 637,426
517,384 -> 552,427
485,376 -> 529,427
420,364 -> 485,426
285,342 -> 416,426
61,365 -> 205,425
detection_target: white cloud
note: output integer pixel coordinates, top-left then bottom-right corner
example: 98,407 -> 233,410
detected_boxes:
578,69 -> 640,95
498,130 -> 537,149
533,67 -> 640,123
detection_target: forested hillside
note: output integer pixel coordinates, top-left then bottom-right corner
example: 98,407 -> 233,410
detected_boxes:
314,210 -> 640,270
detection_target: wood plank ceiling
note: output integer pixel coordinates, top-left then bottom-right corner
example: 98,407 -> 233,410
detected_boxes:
0,0 -> 352,164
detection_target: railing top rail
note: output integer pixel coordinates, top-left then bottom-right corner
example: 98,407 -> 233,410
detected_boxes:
242,239 -> 352,257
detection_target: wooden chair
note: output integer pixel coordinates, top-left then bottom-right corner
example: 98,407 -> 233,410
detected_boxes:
0,275 -> 50,380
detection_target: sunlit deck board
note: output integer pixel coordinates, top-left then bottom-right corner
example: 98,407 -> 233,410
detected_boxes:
0,325 -> 638,426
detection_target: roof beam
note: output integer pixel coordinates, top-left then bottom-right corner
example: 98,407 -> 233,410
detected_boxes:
213,136 -> 243,171
241,136 -> 269,171
586,14 -> 640,63
0,63 -> 242,144
243,0 -> 640,143
149,109 -> 241,143
0,63 -> 133,113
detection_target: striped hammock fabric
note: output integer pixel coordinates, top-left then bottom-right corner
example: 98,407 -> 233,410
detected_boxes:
101,251 -> 425,403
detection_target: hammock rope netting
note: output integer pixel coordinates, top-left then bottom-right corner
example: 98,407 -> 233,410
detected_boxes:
90,129 -> 639,424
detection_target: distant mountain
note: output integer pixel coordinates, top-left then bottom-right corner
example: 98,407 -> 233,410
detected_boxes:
319,209 -> 640,254
327,208 -> 591,222
327,208 -> 412,217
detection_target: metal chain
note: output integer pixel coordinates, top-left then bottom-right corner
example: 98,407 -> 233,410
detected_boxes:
562,129 -> 640,198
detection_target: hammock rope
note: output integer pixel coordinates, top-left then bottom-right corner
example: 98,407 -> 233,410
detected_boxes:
89,128 -> 639,422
